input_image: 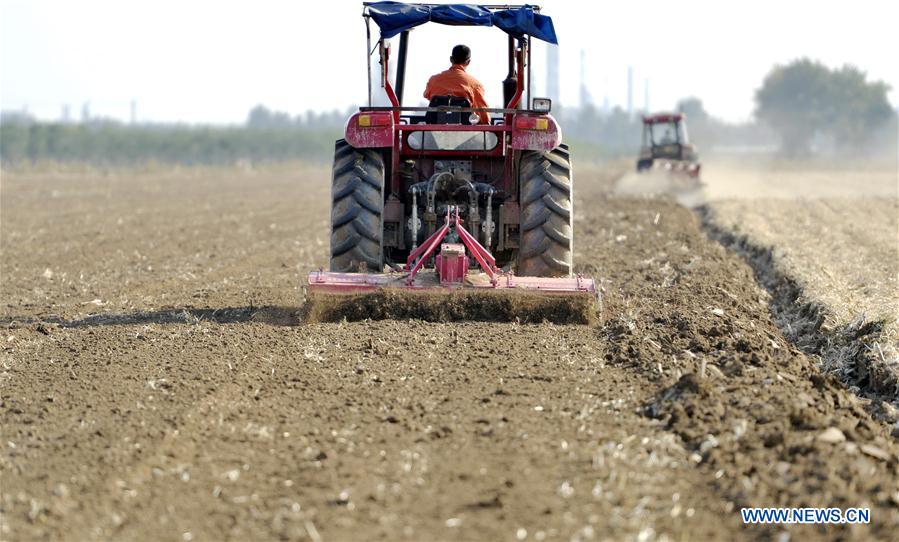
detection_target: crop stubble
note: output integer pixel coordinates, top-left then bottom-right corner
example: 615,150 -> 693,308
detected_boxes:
701,162 -> 899,400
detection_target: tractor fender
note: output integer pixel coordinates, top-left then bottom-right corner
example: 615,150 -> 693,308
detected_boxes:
345,112 -> 394,148
511,113 -> 562,151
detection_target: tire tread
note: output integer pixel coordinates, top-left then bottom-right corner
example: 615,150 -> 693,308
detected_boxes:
329,139 -> 384,272
517,145 -> 573,277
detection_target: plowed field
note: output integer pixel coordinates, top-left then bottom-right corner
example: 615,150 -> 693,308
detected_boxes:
2,164 -> 897,541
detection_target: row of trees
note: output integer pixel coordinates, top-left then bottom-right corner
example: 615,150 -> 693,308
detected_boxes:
0,119 -> 340,165
560,58 -> 895,158
0,104 -> 351,165
246,105 -> 351,130
1,59 -> 894,164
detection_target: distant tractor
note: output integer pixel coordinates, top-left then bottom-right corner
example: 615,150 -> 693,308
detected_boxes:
636,112 -> 701,180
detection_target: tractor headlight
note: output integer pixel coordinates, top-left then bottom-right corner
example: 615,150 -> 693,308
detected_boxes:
532,97 -> 552,113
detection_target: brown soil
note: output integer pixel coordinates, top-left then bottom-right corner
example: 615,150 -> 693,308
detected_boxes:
2,164 -> 898,541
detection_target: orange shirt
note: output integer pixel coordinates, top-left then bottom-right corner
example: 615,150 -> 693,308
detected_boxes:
423,64 -> 490,124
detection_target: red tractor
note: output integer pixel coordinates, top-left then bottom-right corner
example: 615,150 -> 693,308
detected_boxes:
306,2 -> 596,305
636,112 -> 701,180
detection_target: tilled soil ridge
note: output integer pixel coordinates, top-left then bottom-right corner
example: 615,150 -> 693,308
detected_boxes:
700,206 -> 899,406
583,195 -> 899,541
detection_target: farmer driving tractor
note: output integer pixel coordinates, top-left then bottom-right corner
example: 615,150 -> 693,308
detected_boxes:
424,44 -> 490,124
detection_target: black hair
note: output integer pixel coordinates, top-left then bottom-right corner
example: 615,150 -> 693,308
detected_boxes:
451,44 -> 471,64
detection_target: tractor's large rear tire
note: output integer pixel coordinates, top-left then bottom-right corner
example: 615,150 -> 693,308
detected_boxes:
329,139 -> 384,273
518,145 -> 573,277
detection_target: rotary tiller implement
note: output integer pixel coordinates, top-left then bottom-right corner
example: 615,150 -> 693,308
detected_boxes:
304,206 -> 597,323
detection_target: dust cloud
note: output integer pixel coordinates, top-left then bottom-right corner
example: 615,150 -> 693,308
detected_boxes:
612,169 -> 707,208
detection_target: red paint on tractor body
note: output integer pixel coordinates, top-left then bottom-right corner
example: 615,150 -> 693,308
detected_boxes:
436,243 -> 468,284
643,112 -> 684,124
345,112 -> 395,148
511,114 -> 562,150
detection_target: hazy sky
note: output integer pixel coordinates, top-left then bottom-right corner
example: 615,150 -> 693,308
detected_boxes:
2,0 -> 896,124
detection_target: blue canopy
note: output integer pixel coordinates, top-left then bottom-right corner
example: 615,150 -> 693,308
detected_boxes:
365,2 -> 558,44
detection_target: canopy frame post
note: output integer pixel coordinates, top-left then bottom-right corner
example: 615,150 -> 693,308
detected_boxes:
379,39 -> 387,88
395,30 -> 410,105
526,35 -> 532,110
365,12 -> 372,107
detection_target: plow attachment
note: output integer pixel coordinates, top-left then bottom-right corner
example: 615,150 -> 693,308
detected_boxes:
303,207 -> 598,324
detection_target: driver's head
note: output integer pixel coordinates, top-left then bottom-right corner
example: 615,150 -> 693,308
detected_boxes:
451,44 -> 471,66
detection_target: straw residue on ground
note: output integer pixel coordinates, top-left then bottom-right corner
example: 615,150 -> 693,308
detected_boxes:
702,160 -> 899,400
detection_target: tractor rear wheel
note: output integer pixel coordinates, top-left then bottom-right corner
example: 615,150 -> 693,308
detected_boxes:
518,145 -> 573,277
329,139 -> 384,273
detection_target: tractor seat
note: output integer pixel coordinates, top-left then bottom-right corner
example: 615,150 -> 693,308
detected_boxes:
426,96 -> 472,125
